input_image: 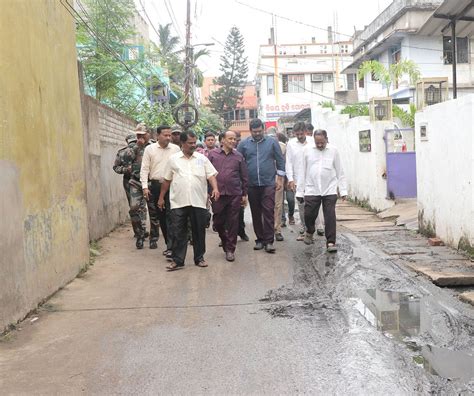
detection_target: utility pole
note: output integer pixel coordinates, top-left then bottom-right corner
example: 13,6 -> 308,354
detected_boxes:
184,0 -> 191,106
451,21 -> 457,99
173,0 -> 199,131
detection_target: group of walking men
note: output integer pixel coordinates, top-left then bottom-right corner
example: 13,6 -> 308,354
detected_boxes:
113,118 -> 347,271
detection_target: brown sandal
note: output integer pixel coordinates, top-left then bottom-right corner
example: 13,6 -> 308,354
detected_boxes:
195,260 -> 208,268
166,261 -> 184,271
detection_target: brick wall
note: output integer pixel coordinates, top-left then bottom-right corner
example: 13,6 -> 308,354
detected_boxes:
98,105 -> 135,145
81,95 -> 137,241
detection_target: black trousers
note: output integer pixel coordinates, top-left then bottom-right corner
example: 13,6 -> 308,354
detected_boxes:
171,206 -> 207,266
238,206 -> 246,237
304,195 -> 338,244
248,186 -> 276,244
148,180 -> 172,247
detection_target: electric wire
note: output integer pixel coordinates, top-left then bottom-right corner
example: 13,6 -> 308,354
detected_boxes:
75,0 -> 180,109
60,0 -> 152,112
138,0 -> 162,43
234,0 -> 458,55
163,0 -> 184,41
60,0 -> 148,91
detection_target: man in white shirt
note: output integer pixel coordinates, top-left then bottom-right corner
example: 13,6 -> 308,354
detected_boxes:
287,122 -> 324,240
140,125 -> 181,253
302,129 -> 347,252
158,131 -> 220,271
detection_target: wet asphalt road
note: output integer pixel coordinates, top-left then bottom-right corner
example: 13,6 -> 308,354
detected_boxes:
1,204 -> 474,394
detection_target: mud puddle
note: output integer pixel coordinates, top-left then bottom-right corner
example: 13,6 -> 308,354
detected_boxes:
353,289 -> 474,382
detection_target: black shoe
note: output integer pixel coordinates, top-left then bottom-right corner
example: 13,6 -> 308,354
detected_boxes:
149,240 -> 157,249
254,241 -> 264,250
239,233 -> 250,242
317,229 -> 325,236
264,243 -> 276,253
275,233 -> 284,241
136,238 -> 144,249
225,252 -> 235,262
144,231 -> 150,238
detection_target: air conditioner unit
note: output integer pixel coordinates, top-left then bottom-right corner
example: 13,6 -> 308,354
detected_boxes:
311,73 -> 323,82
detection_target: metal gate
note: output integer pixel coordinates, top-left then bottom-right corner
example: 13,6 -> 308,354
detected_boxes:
384,128 -> 417,199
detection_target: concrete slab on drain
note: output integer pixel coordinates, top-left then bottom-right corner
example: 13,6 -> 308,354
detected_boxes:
353,228 -> 402,233
400,258 -> 474,270
460,292 -> 474,306
405,263 -> 474,287
382,247 -> 432,256
343,221 -> 398,232
381,240 -> 432,248
337,214 -> 378,221
402,253 -> 470,262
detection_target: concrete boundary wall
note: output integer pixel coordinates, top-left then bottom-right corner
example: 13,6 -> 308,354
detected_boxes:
0,2 -> 89,330
81,95 -> 137,241
311,107 -> 395,211
415,96 -> 474,251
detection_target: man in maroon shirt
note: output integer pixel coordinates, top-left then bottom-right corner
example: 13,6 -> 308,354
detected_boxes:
208,131 -> 249,262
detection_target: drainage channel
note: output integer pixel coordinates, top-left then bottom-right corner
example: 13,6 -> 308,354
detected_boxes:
352,289 -> 474,382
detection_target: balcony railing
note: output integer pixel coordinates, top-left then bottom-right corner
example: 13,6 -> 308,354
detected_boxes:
226,120 -> 250,131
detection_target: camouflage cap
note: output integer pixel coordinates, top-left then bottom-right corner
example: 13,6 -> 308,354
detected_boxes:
171,125 -> 182,134
135,122 -> 148,135
126,133 -> 137,143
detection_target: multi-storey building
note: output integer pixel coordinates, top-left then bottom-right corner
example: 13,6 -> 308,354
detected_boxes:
256,28 -> 354,126
343,0 -> 474,103
200,77 -> 258,137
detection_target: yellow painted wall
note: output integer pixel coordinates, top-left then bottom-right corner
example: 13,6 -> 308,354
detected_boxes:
0,0 -> 89,329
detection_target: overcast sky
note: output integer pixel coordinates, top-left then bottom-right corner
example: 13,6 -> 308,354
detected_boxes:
140,0 -> 393,78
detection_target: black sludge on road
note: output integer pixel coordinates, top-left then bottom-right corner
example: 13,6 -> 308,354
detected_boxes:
261,231 -> 474,394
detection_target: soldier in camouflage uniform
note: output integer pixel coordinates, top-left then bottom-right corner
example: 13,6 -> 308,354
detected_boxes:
113,133 -> 148,239
129,125 -> 153,249
113,133 -> 137,205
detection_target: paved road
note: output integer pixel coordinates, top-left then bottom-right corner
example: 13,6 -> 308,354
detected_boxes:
1,203 -> 473,394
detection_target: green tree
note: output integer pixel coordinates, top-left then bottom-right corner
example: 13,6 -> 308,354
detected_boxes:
357,59 -> 420,96
393,104 -> 417,128
76,0 -> 136,101
156,24 -> 210,98
193,48 -> 210,88
340,103 -> 369,118
135,101 -> 175,127
156,23 -> 185,98
195,107 -> 225,135
318,100 -> 335,110
157,23 -> 180,61
208,26 -> 248,116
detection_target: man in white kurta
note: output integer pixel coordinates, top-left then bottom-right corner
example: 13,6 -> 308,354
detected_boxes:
302,129 -> 347,252
158,131 -> 219,270
287,122 -> 324,240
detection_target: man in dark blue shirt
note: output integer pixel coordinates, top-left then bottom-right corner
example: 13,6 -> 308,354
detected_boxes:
238,119 -> 285,253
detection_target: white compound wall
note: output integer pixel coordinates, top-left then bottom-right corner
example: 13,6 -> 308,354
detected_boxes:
415,95 -> 474,250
